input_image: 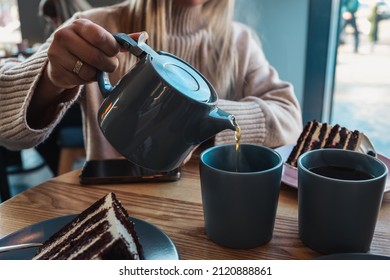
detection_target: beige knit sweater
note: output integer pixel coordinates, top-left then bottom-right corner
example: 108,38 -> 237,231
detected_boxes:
0,3 -> 302,161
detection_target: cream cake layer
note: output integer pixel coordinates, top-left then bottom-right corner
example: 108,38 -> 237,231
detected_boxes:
33,192 -> 142,260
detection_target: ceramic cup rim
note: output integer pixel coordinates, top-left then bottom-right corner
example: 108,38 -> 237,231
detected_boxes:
297,148 -> 388,182
200,143 -> 283,175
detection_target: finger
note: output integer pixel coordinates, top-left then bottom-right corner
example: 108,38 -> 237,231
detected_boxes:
54,19 -> 119,73
129,31 -> 149,42
46,60 -> 85,89
70,58 -> 98,82
47,44 -> 94,88
73,19 -> 120,56
50,49 -> 94,80
70,19 -> 120,72
119,32 -> 149,52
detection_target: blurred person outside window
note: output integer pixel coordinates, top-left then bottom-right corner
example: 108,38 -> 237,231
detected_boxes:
340,0 -> 360,53
368,1 -> 390,50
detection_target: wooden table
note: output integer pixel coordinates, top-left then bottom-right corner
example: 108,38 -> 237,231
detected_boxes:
0,158 -> 389,259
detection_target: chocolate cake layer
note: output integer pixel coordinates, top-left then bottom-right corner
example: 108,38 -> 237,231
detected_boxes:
33,193 -> 142,260
287,120 -> 362,167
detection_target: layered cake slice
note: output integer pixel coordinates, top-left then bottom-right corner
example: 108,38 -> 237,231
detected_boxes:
286,120 -> 374,167
33,192 -> 143,260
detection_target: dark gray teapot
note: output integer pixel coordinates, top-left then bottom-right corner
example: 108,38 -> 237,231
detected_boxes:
97,33 -> 236,172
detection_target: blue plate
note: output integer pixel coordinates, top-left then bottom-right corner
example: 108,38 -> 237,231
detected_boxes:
0,214 -> 179,260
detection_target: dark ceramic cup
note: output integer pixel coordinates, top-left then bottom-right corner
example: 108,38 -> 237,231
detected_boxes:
298,149 -> 388,254
199,144 -> 283,249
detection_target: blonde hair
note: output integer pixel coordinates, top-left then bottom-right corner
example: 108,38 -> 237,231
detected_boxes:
119,0 -> 237,97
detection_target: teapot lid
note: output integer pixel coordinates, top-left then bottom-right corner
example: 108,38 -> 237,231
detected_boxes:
150,51 -> 215,103
111,33 -> 216,103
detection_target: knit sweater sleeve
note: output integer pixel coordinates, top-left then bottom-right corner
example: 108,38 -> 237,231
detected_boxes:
0,44 -> 80,151
214,22 -> 302,148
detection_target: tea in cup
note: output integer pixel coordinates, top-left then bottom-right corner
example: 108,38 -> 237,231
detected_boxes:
199,144 -> 283,249
298,148 -> 388,254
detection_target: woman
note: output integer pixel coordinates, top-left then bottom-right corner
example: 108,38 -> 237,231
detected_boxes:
0,0 -> 302,165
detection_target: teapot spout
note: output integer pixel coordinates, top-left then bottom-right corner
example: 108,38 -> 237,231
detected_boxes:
197,108 -> 237,143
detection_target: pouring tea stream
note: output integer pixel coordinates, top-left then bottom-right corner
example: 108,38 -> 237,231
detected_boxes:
97,33 -> 237,171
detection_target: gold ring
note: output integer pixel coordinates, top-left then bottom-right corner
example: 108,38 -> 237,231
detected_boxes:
72,59 -> 83,75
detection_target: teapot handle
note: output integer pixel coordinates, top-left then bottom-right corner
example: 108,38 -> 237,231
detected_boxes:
96,33 -> 148,98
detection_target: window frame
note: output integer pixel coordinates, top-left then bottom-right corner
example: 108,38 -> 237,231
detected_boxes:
302,0 -> 341,124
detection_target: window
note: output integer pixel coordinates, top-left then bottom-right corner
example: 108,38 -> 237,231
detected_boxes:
332,0 -> 390,157
0,0 -> 22,57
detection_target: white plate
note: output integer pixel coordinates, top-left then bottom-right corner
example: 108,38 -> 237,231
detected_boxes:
0,215 -> 179,260
275,144 -> 390,193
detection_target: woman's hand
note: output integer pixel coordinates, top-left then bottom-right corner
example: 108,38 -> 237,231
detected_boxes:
29,19 -> 144,128
46,18 -> 121,89
46,19 -> 146,91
